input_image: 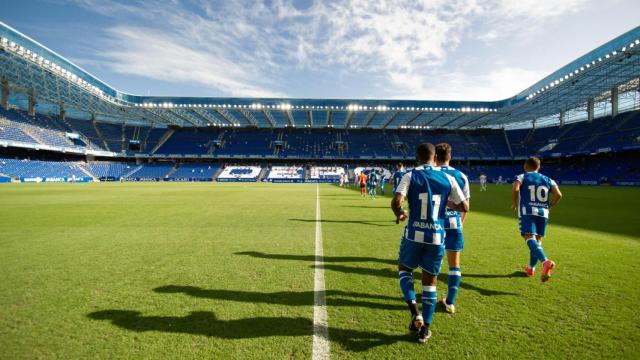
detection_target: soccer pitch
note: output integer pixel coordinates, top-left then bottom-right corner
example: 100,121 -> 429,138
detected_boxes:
0,183 -> 638,359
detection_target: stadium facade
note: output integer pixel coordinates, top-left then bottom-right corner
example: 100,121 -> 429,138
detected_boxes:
0,22 -> 639,185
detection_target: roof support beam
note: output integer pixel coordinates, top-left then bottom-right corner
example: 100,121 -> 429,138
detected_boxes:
325,110 -> 332,127
238,109 -> 258,127
261,110 -> 275,127
167,109 -> 200,127
344,111 -> 355,128
284,111 -> 294,126
424,112 -> 445,127
143,108 -> 180,126
307,111 -> 313,127
457,113 -> 491,129
382,111 -> 401,129
440,113 -> 466,128
215,109 -> 239,126
191,108 -> 220,126
363,111 -> 378,127
402,112 -> 423,127
1,79 -> 8,109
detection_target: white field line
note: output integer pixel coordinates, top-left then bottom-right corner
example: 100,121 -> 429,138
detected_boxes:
312,184 -> 330,360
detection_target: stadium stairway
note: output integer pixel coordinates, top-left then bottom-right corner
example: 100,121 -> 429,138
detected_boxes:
16,125 -> 46,145
165,164 -> 179,178
123,165 -> 143,177
77,164 -> 96,178
257,166 -> 269,181
212,165 -> 224,180
150,129 -> 175,155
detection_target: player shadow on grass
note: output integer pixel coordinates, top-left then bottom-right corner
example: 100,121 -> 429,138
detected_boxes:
235,251 -> 518,296
153,285 -> 405,311
340,205 -> 390,209
289,218 -> 396,227
313,264 -> 518,297
88,310 -> 408,352
235,251 -> 397,266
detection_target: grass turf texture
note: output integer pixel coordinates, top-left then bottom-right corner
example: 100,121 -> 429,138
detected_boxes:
0,182 -> 638,359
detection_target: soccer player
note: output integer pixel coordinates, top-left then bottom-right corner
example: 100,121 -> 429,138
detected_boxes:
379,170 -> 386,196
434,143 -> 470,314
358,171 -> 367,197
479,173 -> 487,191
392,163 -> 405,194
512,157 -> 563,282
368,169 -> 378,199
391,143 -> 469,343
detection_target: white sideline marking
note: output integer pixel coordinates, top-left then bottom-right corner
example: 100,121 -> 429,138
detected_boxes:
312,184 -> 330,360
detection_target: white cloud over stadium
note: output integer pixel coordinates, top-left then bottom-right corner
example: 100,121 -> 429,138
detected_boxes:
70,0 -> 636,100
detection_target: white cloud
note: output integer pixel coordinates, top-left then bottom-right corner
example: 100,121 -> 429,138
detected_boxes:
389,67 -> 545,101
72,0 -> 591,100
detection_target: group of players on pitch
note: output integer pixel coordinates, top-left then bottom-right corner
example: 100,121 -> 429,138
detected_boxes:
389,142 -> 563,343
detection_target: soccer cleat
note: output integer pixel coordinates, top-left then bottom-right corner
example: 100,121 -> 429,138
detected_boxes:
418,325 -> 432,343
440,299 -> 456,314
541,260 -> 556,282
524,266 -> 535,277
408,315 -> 424,332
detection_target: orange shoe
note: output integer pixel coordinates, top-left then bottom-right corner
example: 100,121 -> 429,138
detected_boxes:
524,266 -> 535,277
541,260 -> 556,282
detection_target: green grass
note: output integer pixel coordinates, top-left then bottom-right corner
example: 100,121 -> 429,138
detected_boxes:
0,182 -> 639,359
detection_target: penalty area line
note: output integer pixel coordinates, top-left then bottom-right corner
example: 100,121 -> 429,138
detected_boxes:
312,184 -> 330,360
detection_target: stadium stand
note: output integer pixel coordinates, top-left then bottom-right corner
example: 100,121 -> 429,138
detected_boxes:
0,157 -> 89,180
266,165 -> 304,182
85,162 -> 137,180
217,165 -> 262,182
309,166 -> 346,181
168,163 -> 219,181
126,163 -> 175,180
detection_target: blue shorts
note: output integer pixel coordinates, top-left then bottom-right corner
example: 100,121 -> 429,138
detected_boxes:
519,215 -> 548,237
398,238 -> 445,275
444,229 -> 464,251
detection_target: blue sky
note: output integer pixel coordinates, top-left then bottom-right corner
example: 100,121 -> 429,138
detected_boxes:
1,0 -> 639,100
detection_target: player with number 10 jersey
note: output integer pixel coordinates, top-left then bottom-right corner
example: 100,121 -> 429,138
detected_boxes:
512,157 -> 563,282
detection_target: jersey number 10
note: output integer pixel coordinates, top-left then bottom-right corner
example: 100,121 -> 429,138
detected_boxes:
418,193 -> 441,221
528,185 -> 549,202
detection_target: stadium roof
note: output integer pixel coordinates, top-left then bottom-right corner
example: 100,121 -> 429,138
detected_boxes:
0,21 -> 639,129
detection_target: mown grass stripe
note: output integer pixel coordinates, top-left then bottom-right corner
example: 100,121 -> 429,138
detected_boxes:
312,184 -> 330,360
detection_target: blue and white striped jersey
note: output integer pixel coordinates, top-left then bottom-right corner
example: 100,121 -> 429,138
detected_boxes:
515,172 -> 557,218
392,170 -> 405,193
438,165 -> 470,230
396,166 -> 466,246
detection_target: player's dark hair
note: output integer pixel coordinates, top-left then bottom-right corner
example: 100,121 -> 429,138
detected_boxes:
525,156 -> 541,170
435,143 -> 452,163
416,143 -> 435,163
397,162 -> 404,169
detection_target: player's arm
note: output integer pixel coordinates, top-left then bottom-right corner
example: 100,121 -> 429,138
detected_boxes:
550,184 -> 562,208
511,179 -> 521,211
460,175 -> 470,223
391,172 -> 411,223
391,193 -> 407,223
446,175 -> 469,213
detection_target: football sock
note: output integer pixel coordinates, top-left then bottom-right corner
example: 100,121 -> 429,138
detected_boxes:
422,285 -> 437,325
526,238 -> 547,265
399,270 -> 416,302
446,267 -> 461,305
407,301 -> 419,317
